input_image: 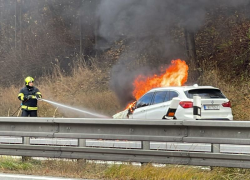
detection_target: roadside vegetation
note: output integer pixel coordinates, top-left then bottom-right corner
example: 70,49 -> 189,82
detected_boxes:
0,157 -> 250,180
0,62 -> 121,118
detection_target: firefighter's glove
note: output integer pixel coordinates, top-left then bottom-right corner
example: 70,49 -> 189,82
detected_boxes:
35,94 -> 42,99
23,96 -> 28,101
24,95 -> 32,101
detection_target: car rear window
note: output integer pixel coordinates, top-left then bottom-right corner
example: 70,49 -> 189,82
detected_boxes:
184,89 -> 226,99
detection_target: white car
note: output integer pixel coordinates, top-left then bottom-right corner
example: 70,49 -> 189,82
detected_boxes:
129,84 -> 233,120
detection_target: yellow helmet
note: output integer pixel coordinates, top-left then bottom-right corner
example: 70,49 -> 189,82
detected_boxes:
24,76 -> 34,85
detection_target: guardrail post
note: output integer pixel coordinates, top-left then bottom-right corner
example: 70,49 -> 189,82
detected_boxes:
77,139 -> 86,163
78,139 -> 86,147
141,141 -> 150,165
211,143 -> 220,153
142,141 -> 150,150
210,143 -> 220,170
22,137 -> 31,162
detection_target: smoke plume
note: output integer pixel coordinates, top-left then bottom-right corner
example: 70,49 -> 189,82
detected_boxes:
96,0 -> 249,106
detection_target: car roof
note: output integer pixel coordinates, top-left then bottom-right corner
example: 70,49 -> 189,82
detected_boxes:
148,85 -> 219,92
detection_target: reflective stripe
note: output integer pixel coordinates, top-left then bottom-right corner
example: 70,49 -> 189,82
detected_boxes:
21,105 -> 38,110
30,95 -> 37,99
36,92 -> 42,98
18,93 -> 24,101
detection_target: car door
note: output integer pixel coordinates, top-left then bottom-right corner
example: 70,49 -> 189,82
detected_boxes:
146,91 -> 169,119
132,92 -> 154,119
146,90 -> 179,119
167,90 -> 180,118
169,90 -> 179,101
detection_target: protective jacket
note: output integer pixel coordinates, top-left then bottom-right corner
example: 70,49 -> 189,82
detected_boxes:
18,86 -> 42,110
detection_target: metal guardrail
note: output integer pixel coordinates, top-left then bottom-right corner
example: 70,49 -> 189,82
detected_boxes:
0,117 -> 250,168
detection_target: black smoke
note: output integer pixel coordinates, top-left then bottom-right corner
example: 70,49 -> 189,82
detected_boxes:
96,0 -> 249,106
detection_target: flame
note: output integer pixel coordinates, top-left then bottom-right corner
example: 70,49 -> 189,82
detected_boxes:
125,101 -> 136,112
125,59 -> 188,110
133,59 -> 188,100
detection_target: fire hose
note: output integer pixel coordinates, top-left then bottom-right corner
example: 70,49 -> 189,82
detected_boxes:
11,104 -> 23,116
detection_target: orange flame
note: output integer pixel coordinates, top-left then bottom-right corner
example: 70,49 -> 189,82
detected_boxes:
133,59 -> 188,100
125,59 -> 188,110
125,101 -> 137,113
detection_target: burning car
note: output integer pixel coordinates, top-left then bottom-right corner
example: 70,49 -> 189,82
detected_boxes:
120,84 -> 233,120
112,59 -> 233,120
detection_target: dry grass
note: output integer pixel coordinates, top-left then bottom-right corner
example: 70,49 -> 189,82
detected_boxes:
104,164 -> 250,180
0,85 -> 21,117
0,157 -> 107,179
104,164 -> 214,180
1,157 -> 250,179
37,64 -> 122,117
0,64 -> 121,117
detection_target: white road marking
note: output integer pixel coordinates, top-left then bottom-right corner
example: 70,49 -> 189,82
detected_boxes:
0,173 -> 86,180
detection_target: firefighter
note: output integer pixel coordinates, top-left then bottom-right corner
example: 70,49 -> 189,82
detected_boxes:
18,76 -> 42,117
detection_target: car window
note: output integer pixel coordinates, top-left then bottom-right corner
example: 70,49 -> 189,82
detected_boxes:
152,91 -> 167,104
164,91 -> 170,102
184,89 -> 226,99
136,92 -> 154,108
169,91 -> 179,100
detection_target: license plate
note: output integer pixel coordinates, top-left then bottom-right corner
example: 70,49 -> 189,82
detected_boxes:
204,105 -> 220,110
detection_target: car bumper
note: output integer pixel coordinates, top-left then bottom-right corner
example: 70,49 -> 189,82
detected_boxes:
176,112 -> 233,121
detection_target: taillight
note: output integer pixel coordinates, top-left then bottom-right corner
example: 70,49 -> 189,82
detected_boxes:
179,101 -> 193,108
222,101 -> 231,107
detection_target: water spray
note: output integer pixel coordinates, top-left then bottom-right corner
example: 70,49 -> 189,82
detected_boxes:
39,98 -> 108,118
